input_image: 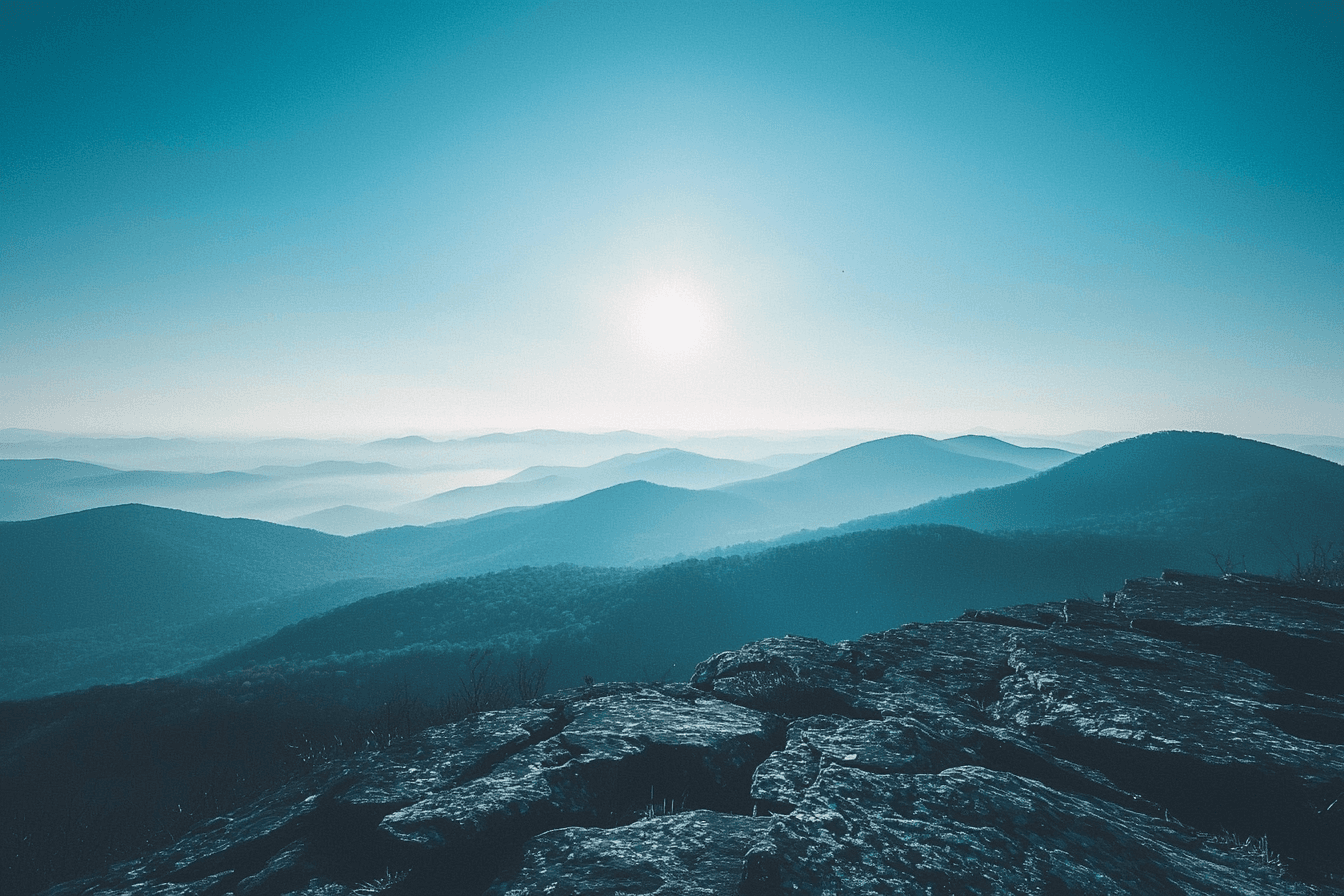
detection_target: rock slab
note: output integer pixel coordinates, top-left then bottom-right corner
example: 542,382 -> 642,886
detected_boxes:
43,572 -> 1344,894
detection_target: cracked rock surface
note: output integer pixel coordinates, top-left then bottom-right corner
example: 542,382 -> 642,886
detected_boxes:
43,573 -> 1344,894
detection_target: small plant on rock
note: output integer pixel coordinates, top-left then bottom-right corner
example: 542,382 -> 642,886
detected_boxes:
1290,539 -> 1344,589
643,786 -> 686,821
353,868 -> 409,895
1212,831 -> 1284,873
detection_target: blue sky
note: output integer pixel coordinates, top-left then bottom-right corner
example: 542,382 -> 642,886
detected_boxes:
2,1 -> 1340,437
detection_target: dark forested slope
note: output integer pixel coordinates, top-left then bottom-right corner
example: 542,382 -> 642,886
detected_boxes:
8,433 -> 1338,702
0,485 -> 777,699
0,505 -> 375,635
196,523 -> 1187,700
0,507 -> 402,699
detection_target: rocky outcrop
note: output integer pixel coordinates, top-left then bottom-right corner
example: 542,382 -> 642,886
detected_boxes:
44,572 -> 1344,895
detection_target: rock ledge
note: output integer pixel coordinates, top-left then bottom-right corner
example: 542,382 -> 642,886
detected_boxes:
46,572 -> 1344,895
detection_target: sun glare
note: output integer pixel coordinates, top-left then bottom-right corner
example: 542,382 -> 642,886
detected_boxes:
632,283 -> 712,360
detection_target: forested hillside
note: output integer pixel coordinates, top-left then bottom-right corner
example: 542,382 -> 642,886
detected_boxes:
5,432 -> 1341,700
0,505 -> 374,634
869,432 -> 1344,545
195,523 -> 1195,701
722,431 -> 1344,577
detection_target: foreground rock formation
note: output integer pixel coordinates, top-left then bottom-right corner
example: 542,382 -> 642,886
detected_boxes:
46,572 -> 1344,895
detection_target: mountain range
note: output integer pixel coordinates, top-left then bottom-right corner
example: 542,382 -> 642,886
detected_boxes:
715,433 -> 1068,531
0,438 -> 844,534
3,431 -> 1339,701
393,447 -> 787,528
0,457 -> 425,527
189,523 -> 1187,702
192,434 -> 1334,705
0,432 -> 1096,539
3,432 -> 1074,631
850,431 -> 1344,573
0,428 -> 871,473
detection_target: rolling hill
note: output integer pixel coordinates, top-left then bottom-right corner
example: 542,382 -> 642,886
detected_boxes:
285,503 -> 411,536
0,479 -> 772,637
1300,443 -> 1344,465
0,459 -> 121,519
504,447 -> 777,488
0,435 -> 830,534
403,448 -> 780,523
247,460 -> 404,478
0,504 -> 378,635
8,431 -> 1339,701
937,434 -> 1076,470
849,431 -> 1344,572
0,506 -> 409,699
715,434 -> 1060,529
194,523 -> 1186,699
0,483 -> 776,698
360,480 -> 781,573
357,429 -> 668,469
0,457 -> 422,525
0,457 -> 116,486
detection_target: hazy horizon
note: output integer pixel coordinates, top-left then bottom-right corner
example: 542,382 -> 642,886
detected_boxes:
4,424 -> 1343,450
4,2 -> 1340,437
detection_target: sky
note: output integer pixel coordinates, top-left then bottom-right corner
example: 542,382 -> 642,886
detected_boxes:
2,0 -> 1341,439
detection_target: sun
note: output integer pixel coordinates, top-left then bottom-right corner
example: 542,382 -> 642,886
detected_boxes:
632,283 -> 712,360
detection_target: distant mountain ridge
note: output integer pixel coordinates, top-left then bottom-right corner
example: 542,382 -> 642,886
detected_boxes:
936,434 -> 1076,470
0,458 -> 116,484
6,431 -> 1339,701
248,461 -> 403,477
0,505 -> 408,699
0,457 -> 416,525
0,431 -> 874,532
285,504 -> 409,535
0,482 -> 779,697
848,431 -> 1344,571
364,480 -> 782,572
503,447 -> 776,486
716,434 -> 1062,530
7,432 -> 1326,641
403,448 -> 781,524
1299,444 -> 1344,465
0,433 -> 1057,534
0,431 -> 1066,698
